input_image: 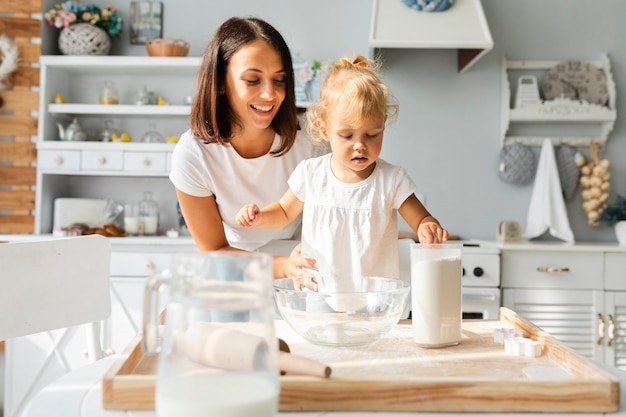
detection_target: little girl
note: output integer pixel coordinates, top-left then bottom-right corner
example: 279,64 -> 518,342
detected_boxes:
236,55 -> 448,291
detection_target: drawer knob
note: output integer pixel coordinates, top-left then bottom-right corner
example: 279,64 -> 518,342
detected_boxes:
144,261 -> 155,270
97,156 -> 107,165
53,156 -> 63,165
536,266 -> 570,273
142,158 -> 151,167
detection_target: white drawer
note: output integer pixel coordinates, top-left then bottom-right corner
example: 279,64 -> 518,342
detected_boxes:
123,151 -> 167,173
110,252 -> 173,277
605,252 -> 626,290
38,149 -> 81,170
501,250 -> 603,290
81,150 -> 123,171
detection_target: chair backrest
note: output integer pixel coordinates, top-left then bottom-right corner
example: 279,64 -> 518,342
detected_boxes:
0,235 -> 112,340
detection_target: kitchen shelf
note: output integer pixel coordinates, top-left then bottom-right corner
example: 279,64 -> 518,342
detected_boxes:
501,54 -> 616,147
48,103 -> 191,116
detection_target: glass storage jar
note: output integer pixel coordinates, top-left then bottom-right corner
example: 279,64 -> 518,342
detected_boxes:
138,191 -> 159,236
141,123 -> 164,143
99,80 -> 119,105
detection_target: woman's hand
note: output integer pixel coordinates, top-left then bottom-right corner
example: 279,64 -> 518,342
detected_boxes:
236,203 -> 261,227
281,243 -> 318,290
417,222 -> 449,244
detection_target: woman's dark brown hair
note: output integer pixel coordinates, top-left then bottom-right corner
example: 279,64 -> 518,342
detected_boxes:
190,17 -> 298,156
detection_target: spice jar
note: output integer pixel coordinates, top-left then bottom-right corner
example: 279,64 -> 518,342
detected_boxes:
99,80 -> 119,105
138,191 -> 159,236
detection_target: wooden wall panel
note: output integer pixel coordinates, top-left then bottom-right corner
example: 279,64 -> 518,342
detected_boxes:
0,189 -> 35,211
0,215 -> 35,233
0,166 -> 36,185
0,142 -> 37,162
0,0 -> 40,14
0,2 -> 39,234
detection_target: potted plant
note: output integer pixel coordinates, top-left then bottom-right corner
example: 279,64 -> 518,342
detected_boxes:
599,194 -> 626,245
44,1 -> 123,55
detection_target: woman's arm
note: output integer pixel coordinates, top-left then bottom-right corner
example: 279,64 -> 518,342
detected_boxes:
399,194 -> 448,244
175,188 -> 229,251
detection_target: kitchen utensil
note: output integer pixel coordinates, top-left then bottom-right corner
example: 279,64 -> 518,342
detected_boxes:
56,117 -> 87,141
135,85 -> 156,105
145,38 -> 190,57
278,338 -> 331,378
143,251 -> 279,417
273,276 -> 409,347
140,123 -> 164,143
410,243 -> 462,348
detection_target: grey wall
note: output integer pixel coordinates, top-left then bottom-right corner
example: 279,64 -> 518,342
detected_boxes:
41,0 -> 626,243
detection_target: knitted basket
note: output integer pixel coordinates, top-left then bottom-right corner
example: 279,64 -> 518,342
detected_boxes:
58,23 -> 111,55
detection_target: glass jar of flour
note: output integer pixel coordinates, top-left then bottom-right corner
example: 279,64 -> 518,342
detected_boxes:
410,243 -> 462,348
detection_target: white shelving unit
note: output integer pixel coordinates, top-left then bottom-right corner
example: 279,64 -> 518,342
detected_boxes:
501,54 -> 617,148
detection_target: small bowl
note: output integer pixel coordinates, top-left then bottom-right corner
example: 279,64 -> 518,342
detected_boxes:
145,38 -> 190,57
273,277 -> 410,347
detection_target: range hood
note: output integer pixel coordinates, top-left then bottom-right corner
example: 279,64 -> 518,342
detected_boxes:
369,0 -> 493,73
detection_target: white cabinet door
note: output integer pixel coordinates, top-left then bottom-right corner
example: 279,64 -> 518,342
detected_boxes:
502,288 -> 603,361
603,291 -> 626,371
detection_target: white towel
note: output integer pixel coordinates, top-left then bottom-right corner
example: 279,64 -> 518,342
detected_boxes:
523,139 -> 575,243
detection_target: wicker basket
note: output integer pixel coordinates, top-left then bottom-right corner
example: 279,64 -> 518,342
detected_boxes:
145,38 -> 190,57
58,23 -> 111,55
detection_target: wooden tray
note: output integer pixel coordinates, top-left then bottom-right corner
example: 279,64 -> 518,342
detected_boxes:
102,307 -> 619,412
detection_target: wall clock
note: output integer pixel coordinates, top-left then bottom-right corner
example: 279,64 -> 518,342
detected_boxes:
541,61 -> 609,106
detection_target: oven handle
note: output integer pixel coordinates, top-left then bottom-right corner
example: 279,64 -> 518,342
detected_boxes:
463,292 -> 497,302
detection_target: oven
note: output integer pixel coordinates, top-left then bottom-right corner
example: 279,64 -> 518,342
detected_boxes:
398,239 -> 501,320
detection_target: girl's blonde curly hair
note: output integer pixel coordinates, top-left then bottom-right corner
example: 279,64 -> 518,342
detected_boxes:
305,55 -> 399,144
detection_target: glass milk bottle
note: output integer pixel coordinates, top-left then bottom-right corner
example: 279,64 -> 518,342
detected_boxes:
138,191 -> 159,236
410,243 -> 463,348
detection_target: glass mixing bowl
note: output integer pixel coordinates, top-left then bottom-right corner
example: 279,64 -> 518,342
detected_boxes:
273,277 -> 410,347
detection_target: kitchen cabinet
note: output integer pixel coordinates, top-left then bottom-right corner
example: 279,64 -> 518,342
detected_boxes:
35,55 -> 201,235
501,54 -> 616,147
501,244 -> 626,370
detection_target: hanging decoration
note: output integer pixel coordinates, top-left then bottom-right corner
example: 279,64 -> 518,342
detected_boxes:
402,0 -> 453,12
0,34 -> 19,89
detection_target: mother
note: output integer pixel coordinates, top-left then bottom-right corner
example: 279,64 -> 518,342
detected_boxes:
170,17 -> 324,278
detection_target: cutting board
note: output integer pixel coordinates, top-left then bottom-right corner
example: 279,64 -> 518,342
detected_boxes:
102,308 -> 619,413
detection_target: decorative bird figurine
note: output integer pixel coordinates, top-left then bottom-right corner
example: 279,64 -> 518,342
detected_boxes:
54,92 -> 65,104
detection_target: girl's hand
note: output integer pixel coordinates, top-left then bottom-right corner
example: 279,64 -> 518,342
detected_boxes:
236,203 -> 260,227
282,243 -> 318,290
417,222 -> 449,244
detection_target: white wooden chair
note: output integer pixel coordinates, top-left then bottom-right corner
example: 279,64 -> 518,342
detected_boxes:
0,235 -> 111,417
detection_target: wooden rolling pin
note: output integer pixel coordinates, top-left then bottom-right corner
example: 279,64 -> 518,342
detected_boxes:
278,338 -> 331,378
178,323 -> 331,378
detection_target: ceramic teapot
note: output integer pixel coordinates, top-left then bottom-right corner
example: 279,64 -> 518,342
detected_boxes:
57,117 -> 87,141
142,251 -> 279,416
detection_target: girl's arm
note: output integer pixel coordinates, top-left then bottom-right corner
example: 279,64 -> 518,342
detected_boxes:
398,193 -> 448,244
237,188 -> 304,228
176,188 -> 315,278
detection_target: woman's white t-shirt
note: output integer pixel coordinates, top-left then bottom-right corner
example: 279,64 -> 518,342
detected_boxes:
288,153 -> 416,288
169,129 -> 323,251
